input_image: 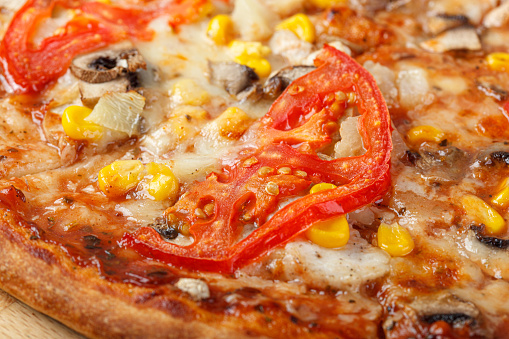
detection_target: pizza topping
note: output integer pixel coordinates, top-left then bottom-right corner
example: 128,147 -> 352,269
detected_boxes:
406,125 -> 446,146
69,42 -> 146,84
228,40 -> 272,78
61,106 -> 103,141
175,278 -> 210,300
376,222 -> 414,257
78,77 -> 133,109
123,46 -> 393,273
486,52 -> 509,72
0,0 -> 210,94
305,215 -> 350,248
98,160 -> 145,197
146,163 -> 180,202
208,61 -> 259,95
85,91 -> 145,137
471,226 -> 509,250
461,195 -> 506,236
263,65 -> 315,99
275,13 -> 316,43
491,178 -> 509,208
420,26 -> 481,53
206,14 -> 234,45
483,1 -> 509,28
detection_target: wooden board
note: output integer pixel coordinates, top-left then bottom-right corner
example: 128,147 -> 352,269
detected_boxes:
0,289 -> 85,339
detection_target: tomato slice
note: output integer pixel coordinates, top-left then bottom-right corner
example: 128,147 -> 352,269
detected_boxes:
122,46 -> 393,273
0,0 -> 209,93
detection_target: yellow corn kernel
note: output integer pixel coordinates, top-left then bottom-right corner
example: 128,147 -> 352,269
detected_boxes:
172,79 -> 210,106
96,0 -> 111,3
406,125 -> 445,145
276,14 -> 315,43
214,107 -> 251,139
237,56 -> 272,78
306,215 -> 349,248
229,40 -> 272,77
229,40 -> 271,59
98,160 -> 144,197
486,52 -> 509,72
377,222 -> 414,257
310,183 -> 337,194
170,105 -> 208,140
146,162 -> 180,201
309,0 -> 347,8
62,106 -> 103,141
207,14 -> 234,45
492,178 -> 509,208
462,195 -> 506,235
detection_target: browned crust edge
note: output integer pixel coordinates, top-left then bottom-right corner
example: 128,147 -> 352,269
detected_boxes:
0,214 -> 260,339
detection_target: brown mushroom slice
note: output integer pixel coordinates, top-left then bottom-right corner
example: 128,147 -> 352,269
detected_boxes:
208,61 -> 259,95
426,14 -> 469,35
70,41 -> 146,83
263,65 -> 315,99
79,77 -> 131,108
420,26 -> 481,53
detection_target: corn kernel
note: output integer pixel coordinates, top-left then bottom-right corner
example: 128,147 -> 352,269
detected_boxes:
229,40 -> 271,59
172,79 -> 210,106
98,160 -> 144,197
229,40 -> 271,78
170,105 -> 208,140
309,0 -> 347,8
306,215 -> 349,248
406,125 -> 445,145
462,195 -> 506,235
214,107 -> 251,139
310,183 -> 337,194
62,105 -> 103,141
207,14 -> 234,45
146,162 -> 179,201
377,222 -> 414,257
492,178 -> 509,208
276,14 -> 315,43
486,52 -> 509,72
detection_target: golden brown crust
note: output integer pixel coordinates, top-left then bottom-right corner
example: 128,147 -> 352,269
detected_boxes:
0,212 -> 259,339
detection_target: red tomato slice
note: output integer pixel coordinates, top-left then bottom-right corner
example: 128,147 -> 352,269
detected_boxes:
0,0 -> 209,93
122,46 -> 393,273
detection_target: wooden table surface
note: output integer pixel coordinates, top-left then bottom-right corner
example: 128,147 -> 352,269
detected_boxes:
0,289 -> 85,339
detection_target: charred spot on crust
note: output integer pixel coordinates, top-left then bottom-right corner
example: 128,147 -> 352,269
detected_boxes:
422,313 -> 473,325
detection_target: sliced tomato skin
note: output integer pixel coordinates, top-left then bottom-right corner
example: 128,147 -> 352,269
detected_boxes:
0,0 -> 209,94
124,46 -> 393,273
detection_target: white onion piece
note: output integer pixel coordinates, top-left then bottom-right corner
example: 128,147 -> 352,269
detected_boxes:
85,91 -> 145,136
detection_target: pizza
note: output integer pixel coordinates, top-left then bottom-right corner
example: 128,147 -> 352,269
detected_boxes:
1,0 -> 509,337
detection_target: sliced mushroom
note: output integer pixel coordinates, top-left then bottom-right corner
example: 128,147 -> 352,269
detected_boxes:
70,41 -> 146,83
420,26 -> 481,53
426,14 -> 469,35
476,76 -> 508,101
476,143 -> 509,166
263,65 -> 315,99
208,61 -> 259,95
236,84 -> 263,102
471,226 -> 509,250
79,77 -> 131,108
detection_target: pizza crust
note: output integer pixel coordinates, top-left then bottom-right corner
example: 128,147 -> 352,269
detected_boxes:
0,212 -> 255,339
